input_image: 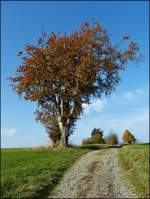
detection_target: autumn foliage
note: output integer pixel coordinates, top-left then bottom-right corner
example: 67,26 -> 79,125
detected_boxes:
91,128 -> 105,144
82,138 -> 93,145
122,130 -> 136,144
105,132 -> 119,145
9,20 -> 141,147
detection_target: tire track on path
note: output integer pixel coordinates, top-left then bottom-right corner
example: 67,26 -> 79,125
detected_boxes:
49,148 -> 138,198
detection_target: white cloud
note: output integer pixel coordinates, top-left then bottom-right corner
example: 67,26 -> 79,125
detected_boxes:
112,88 -> 145,104
82,87 -> 146,115
103,108 -> 149,132
1,128 -> 17,137
124,88 -> 143,101
123,91 -> 135,100
83,99 -> 107,114
135,88 -> 143,95
103,107 -> 149,143
71,107 -> 149,144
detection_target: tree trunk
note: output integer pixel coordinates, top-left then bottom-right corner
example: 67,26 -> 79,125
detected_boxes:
57,98 -> 72,147
66,135 -> 69,146
57,117 -> 68,147
58,127 -> 69,147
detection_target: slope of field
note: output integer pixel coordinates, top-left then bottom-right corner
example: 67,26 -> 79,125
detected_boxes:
1,147 -> 90,198
118,144 -> 149,198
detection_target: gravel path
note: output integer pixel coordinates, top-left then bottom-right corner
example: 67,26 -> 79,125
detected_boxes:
49,148 -> 138,198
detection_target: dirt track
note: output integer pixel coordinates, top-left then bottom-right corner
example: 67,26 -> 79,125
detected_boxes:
49,148 -> 138,198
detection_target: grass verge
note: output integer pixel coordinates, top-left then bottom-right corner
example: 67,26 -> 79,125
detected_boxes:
1,147 -> 90,198
118,144 -> 149,198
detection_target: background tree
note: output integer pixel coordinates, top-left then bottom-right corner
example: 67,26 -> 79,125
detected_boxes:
82,138 -> 93,145
105,132 -> 119,145
130,134 -> 136,144
9,21 -> 141,147
122,129 -> 136,144
91,128 -> 105,144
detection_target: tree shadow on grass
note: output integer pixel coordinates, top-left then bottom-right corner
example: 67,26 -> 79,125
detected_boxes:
30,170 -> 64,199
78,144 -> 125,150
105,144 -> 125,149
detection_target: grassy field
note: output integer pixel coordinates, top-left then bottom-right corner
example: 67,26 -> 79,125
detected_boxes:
118,144 -> 150,198
1,147 -> 90,198
2,144 -> 149,198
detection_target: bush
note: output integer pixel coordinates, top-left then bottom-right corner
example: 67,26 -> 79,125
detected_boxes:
82,138 -> 93,145
105,132 -> 118,145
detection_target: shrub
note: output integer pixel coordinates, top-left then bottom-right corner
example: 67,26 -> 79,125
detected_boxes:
82,138 -> 93,145
105,132 -> 118,145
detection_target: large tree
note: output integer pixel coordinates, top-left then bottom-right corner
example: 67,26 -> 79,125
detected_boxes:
9,21 -> 140,147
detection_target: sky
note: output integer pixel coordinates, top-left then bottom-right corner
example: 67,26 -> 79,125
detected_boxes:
1,1 -> 149,148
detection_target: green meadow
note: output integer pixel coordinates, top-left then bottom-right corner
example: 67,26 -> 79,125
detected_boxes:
118,144 -> 149,198
1,147 -> 90,198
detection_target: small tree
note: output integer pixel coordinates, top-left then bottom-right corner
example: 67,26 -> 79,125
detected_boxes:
45,117 -> 61,147
122,129 -> 136,144
131,134 -> 136,144
35,110 -> 76,147
105,132 -> 118,145
9,21 -> 141,147
91,128 -> 105,144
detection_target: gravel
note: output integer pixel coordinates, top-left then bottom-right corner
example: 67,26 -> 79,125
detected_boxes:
49,148 -> 138,198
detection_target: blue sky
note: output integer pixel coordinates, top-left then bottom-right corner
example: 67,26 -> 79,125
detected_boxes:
1,1 -> 149,148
